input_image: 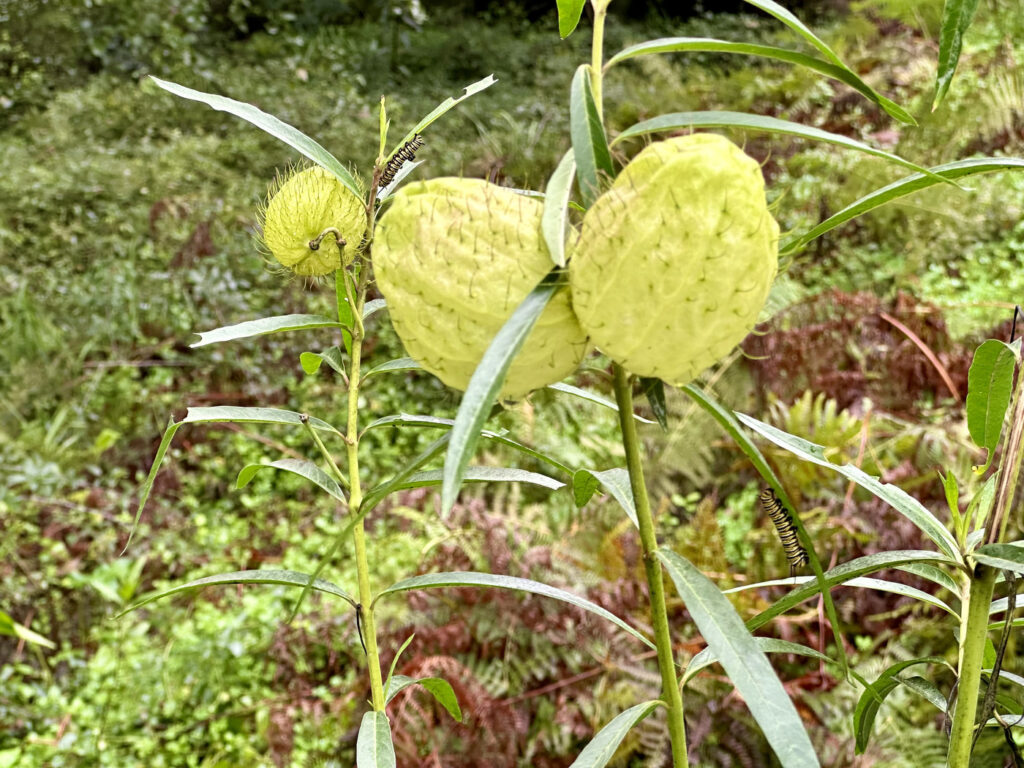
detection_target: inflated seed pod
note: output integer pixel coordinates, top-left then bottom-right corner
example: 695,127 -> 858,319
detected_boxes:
569,133 -> 779,385
373,178 -> 589,400
260,166 -> 367,276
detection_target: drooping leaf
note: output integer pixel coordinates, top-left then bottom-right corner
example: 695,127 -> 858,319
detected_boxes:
570,65 -> 614,207
568,701 -> 663,768
854,657 -> 947,753
300,347 -> 347,376
191,314 -> 341,348
736,412 -> 960,559
966,339 -> 1018,472
236,458 -> 347,500
556,0 -> 587,38
572,468 -> 638,528
638,377 -> 669,431
659,550 -> 820,767
731,576 -> 955,617
541,150 -> 576,267
975,543 -> 1024,574
934,0 -> 981,109
739,0 -> 846,68
374,571 -> 654,649
118,569 -> 356,617
685,637 -> 831,684
149,77 -> 362,199
900,676 -> 948,712
549,382 -> 656,424
356,711 -> 396,768
440,278 -> 559,515
606,37 -> 914,125
384,675 -> 462,722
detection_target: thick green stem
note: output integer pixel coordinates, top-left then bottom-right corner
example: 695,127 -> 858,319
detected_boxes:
612,364 -> 689,768
949,564 -> 997,766
589,0 -> 609,115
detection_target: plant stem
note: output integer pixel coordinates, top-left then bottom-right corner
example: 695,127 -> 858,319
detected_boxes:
612,364 -> 689,768
590,0 -> 609,115
948,564 -> 997,766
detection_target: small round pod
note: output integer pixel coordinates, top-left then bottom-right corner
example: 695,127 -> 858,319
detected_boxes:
569,133 -> 779,385
260,166 -> 367,277
373,178 -> 589,400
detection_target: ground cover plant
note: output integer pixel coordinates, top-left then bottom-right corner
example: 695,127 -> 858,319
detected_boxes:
6,1 -> 1024,768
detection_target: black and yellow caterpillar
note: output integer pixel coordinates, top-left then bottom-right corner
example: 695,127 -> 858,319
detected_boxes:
759,487 -> 809,577
379,134 -> 424,188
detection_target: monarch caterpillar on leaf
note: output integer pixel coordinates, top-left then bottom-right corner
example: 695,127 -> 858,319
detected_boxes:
379,134 -> 424,189
759,487 -> 809,577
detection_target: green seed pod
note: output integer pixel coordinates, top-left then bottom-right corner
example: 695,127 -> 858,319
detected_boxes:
373,178 -> 589,400
260,166 -> 367,277
569,133 -> 779,385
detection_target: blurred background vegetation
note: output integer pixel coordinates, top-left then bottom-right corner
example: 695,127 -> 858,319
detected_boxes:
2,0 -> 1024,765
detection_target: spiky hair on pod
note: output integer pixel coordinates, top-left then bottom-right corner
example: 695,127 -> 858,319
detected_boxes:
257,165 -> 367,278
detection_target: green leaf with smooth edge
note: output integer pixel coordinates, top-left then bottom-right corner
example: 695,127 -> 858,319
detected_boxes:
685,638 -> 831,685
374,571 -> 654,649
975,544 -> 1024,573
361,435 -> 450,514
384,675 -> 462,722
570,65 -> 614,208
573,468 -> 638,528
335,270 -> 355,356
941,470 -> 964,546
118,569 -> 356,617
966,339 -> 1018,472
854,657 -> 947,753
639,378 -> 669,431
568,701 -> 663,768
615,112 -> 953,187
440,278 -> 559,515
745,551 -> 957,632
393,75 -> 497,149
900,676 -> 948,712
556,0 -> 586,38
237,458 -> 347,500
149,77 -> 362,199
300,347 -> 346,376
191,314 -> 341,348
606,37 -> 914,125
572,470 -> 602,508
736,412 -> 960,559
372,467 -> 564,497
658,550 -> 820,767
363,357 -> 422,379
549,382 -> 656,424
363,298 -> 387,320
356,711 -> 396,768
740,0 -> 844,67
0,610 -> 55,649
934,0 -> 980,109
968,472 -> 999,537
541,150 -> 576,267
898,562 -> 961,595
782,158 -> 1024,254
384,635 -> 415,697
363,413 -> 573,476
731,575 -> 956,617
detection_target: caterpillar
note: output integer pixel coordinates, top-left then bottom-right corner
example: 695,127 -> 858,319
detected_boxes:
759,487 -> 809,577
378,134 -> 424,188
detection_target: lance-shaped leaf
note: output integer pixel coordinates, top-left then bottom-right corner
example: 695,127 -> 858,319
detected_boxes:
549,382 -> 656,424
729,576 -> 956,617
736,412 -> 960,559
570,65 -> 614,208
237,458 -> 347,500
375,466 -> 564,496
300,347 -> 346,376
966,339 -> 1018,473
639,377 -> 669,431
356,711 -> 396,768
568,701 -> 663,768
783,158 -> 1024,254
374,571 -> 654,649
615,112 -> 953,187
390,75 -> 497,150
440,278 -> 559,515
659,550 -> 820,767
685,637 -> 831,684
363,357 -> 422,380
191,314 -> 341,348
975,543 -> 1024,574
149,77 -> 362,199
556,0 -> 586,38
853,657 -> 947,753
118,569 -> 356,617
934,0 -> 980,110
606,37 -> 913,125
384,675 -> 462,722
0,610 -> 55,649
541,150 -> 576,267
572,468 -> 637,528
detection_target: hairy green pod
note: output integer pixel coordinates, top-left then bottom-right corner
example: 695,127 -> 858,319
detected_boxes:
373,178 -> 588,399
261,166 -> 366,276
569,134 -> 779,385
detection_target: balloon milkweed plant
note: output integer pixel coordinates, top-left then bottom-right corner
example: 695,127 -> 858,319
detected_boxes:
122,0 -> 1024,765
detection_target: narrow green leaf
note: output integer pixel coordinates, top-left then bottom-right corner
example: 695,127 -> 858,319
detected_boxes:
377,466 -> 564,495
638,377 -> 669,431
967,472 -> 999,537
191,314 -> 341,348
934,0 -> 980,109
740,0 -> 844,67
736,412 -> 960,559
900,676 -> 948,712
685,638 -> 831,685
975,543 -> 1024,573
392,75 -> 497,149
149,77 -> 362,199
440,278 -> 559,515
606,37 -> 914,125
118,569 -> 356,617
384,676 -> 462,722
854,657 -> 946,753
363,298 -> 387,320
0,610 -> 55,649
782,158 -> 1024,254
541,150 -> 576,267
556,0 -> 587,38
374,571 -> 654,649
549,382 -> 656,424
356,711 -> 396,768
966,339 -> 1018,472
570,65 -> 614,208
730,576 -> 955,617
568,701 -> 663,768
942,470 -> 964,547
384,635 -> 415,697
335,270 -> 355,356
236,458 -> 347,501
615,112 -> 954,187
573,468 -> 638,528
125,416 -> 182,553
363,357 -> 422,379
300,347 -> 346,376
361,435 -> 450,515
659,550 -> 820,767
